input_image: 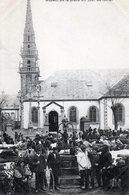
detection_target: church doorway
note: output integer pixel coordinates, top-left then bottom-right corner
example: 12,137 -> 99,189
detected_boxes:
49,111 -> 58,132
80,117 -> 85,131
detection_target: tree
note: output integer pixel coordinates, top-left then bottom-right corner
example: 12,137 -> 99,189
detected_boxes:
0,91 -> 8,131
103,75 -> 129,130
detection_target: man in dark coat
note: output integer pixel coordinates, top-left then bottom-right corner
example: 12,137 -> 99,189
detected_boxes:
47,147 -> 60,191
33,149 -> 46,192
98,145 -> 112,190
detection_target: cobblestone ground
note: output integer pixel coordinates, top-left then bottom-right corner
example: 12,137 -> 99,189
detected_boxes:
29,187 -> 123,195
29,175 -> 123,195
28,173 -> 125,195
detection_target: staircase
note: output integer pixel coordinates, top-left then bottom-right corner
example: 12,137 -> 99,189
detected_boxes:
59,154 -> 81,190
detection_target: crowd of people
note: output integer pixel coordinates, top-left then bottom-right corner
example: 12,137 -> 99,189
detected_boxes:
13,134 -> 61,194
0,132 -> 14,144
1,127 -> 129,194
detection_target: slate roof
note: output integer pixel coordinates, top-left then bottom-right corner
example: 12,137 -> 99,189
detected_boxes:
34,69 -> 129,101
105,74 -> 129,97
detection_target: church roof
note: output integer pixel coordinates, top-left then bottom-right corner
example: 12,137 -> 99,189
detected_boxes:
36,69 -> 129,101
104,74 -> 129,97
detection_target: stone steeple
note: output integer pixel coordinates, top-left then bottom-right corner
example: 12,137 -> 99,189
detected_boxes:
24,0 -> 34,38
19,0 -> 40,97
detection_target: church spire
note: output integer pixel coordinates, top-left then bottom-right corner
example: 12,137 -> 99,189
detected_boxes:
22,0 -> 38,59
24,0 -> 35,42
19,0 -> 40,96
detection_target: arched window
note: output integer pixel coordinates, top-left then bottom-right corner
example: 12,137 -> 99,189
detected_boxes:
27,60 -> 31,64
32,107 -> 38,123
69,106 -> 77,123
116,104 -> 123,122
89,106 -> 97,122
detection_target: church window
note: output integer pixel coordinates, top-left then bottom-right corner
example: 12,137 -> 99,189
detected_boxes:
89,106 -> 98,122
32,107 -> 38,123
115,104 -> 123,122
28,36 -> 30,41
69,106 -> 77,123
27,60 -> 31,64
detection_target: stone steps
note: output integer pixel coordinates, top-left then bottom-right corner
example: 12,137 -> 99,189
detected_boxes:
59,175 -> 81,186
59,154 -> 81,188
59,185 -> 81,189
60,167 -> 79,175
60,154 -> 77,159
60,155 -> 78,168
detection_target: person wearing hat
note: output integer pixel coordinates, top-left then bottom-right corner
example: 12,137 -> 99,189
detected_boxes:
32,149 -> 46,193
98,144 -> 112,190
47,147 -> 60,191
77,144 -> 91,190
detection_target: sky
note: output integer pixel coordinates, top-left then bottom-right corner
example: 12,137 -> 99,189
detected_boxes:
0,0 -> 129,94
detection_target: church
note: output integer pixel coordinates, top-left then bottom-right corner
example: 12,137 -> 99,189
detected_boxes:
18,0 -> 129,134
